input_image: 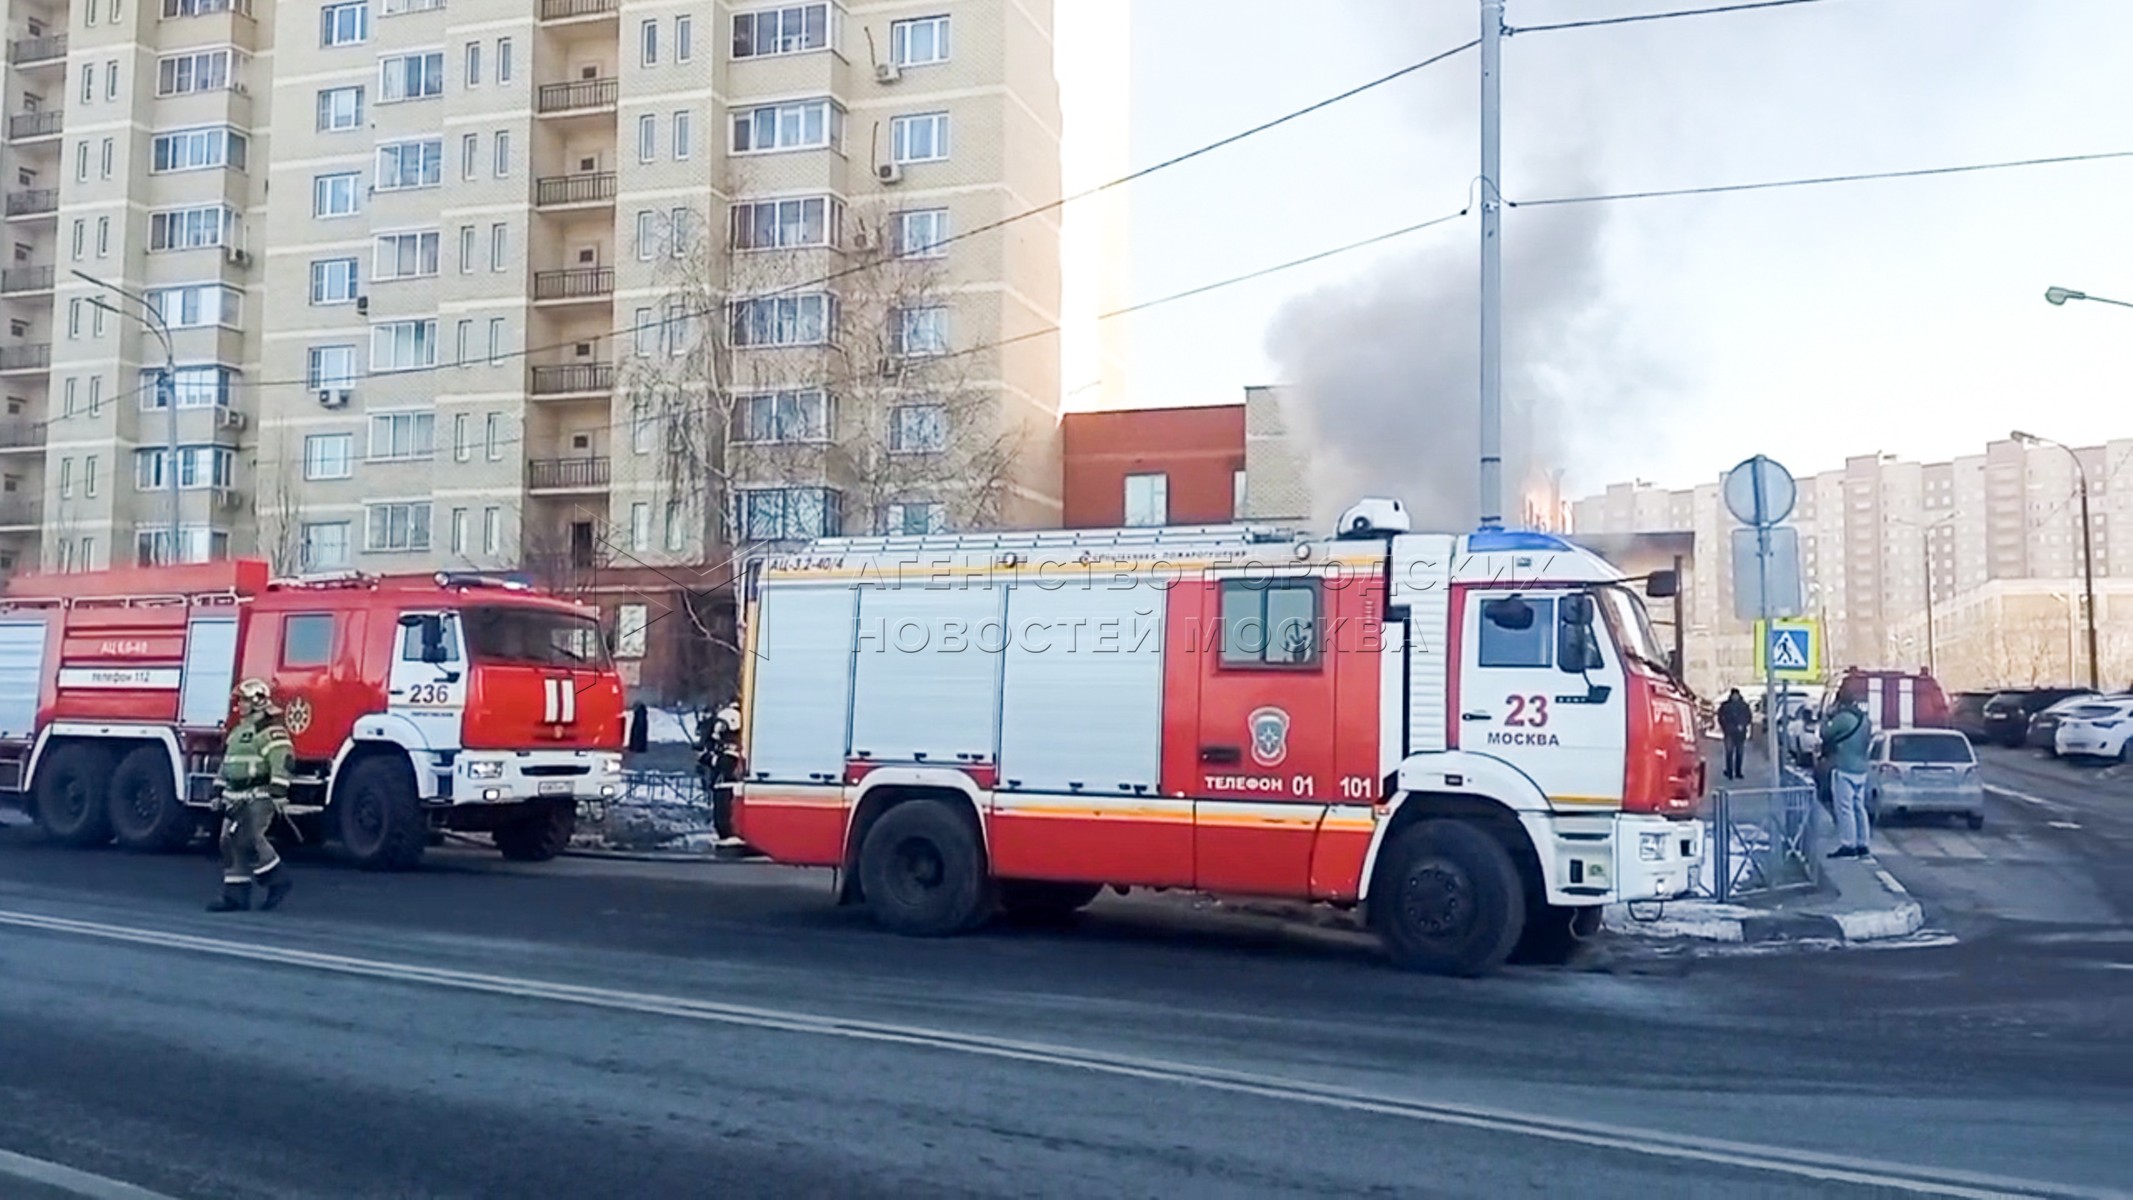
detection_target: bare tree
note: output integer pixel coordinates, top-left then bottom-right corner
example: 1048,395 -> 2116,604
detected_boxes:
252,429 -> 308,576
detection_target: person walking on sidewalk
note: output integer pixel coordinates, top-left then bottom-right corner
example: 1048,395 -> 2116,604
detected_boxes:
1821,694 -> 1875,859
207,679 -> 295,912
1717,689 -> 1753,781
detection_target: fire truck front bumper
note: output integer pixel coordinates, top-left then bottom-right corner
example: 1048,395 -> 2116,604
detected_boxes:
1611,814 -> 1703,903
443,751 -> 626,806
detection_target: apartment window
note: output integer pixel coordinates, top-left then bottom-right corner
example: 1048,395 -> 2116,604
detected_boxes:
134,446 -> 233,490
496,38 -> 512,81
100,138 -> 113,178
145,283 -> 242,330
165,0 -> 251,15
380,52 -> 444,102
669,207 -> 692,257
661,299 -> 688,356
58,458 -> 71,499
88,376 -> 103,415
888,402 -> 946,453
300,522 -> 351,570
310,257 -> 359,304
454,319 -> 472,366
376,138 -> 443,190
84,456 -> 98,499
662,504 -> 685,552
303,432 -> 354,480
458,225 -> 475,272
460,132 -> 477,179
886,502 -> 947,536
106,59 -> 118,101
374,230 -> 440,280
632,307 -> 654,356
639,18 -> 658,66
371,320 -> 438,371
1124,473 -> 1169,527
151,127 -> 248,173
487,318 -> 504,364
139,365 -> 236,409
730,99 -> 843,153
448,507 -> 467,554
482,412 -> 502,459
897,208 -> 948,258
93,306 -> 107,338
739,487 -> 841,541
307,345 -> 358,390
893,306 -> 949,357
452,412 -> 470,461
675,15 -> 693,62
737,390 -> 829,443
672,111 -> 692,160
67,299 -> 81,338
635,211 -> 657,260
313,172 -> 362,217
365,502 -> 433,553
629,503 -> 651,552
489,224 -> 506,270
157,48 -> 234,96
81,63 -> 93,103
732,4 -> 831,58
730,196 -> 843,250
630,398 -> 653,453
890,15 -> 950,67
482,507 -> 501,555
70,222 -> 84,260
137,527 -> 228,567
381,0 -> 444,12
368,410 -> 435,461
75,143 -> 88,182
729,294 -> 833,347
321,1 -> 368,46
95,217 -> 109,258
890,113 -> 949,164
63,378 -> 76,417
464,42 -> 480,86
637,114 -> 656,163
311,86 -> 363,133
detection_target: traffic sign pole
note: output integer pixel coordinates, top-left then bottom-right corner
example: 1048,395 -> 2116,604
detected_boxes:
1753,472 -> 1781,789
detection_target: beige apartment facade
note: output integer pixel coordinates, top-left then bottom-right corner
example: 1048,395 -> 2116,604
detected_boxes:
1573,436 -> 2131,695
1,0 -> 1064,616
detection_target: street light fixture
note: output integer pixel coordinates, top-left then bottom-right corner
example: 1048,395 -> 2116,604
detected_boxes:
2010,429 -> 2101,689
2043,285 -> 2133,310
72,270 -> 180,565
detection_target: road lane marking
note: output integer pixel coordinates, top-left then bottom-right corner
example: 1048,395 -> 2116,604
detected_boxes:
2048,821 -> 2083,830
2,911 -> 2112,1198
1874,869 -> 1910,896
1985,786 -> 2073,815
0,1148 -> 178,1200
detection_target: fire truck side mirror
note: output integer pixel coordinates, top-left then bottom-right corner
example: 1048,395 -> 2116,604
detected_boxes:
1559,594 -> 1594,627
1644,569 -> 1679,599
398,612 -> 450,664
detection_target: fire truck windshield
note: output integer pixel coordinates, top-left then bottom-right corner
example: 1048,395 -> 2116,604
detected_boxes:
1596,585 -> 1671,678
460,606 -> 608,668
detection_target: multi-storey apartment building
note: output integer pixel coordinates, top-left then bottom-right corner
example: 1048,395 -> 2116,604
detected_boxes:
2,0 -> 1064,608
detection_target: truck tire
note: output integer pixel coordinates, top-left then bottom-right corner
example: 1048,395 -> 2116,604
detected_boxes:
336,755 -> 426,871
108,746 -> 196,852
493,799 -> 577,862
34,744 -> 115,848
998,880 -> 1102,924
1371,820 -> 1526,977
1509,902 -> 1602,966
857,799 -> 992,936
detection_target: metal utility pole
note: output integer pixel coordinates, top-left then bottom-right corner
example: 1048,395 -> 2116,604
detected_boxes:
1477,0 -> 1504,528
2013,430 -> 2101,689
75,269 -> 179,563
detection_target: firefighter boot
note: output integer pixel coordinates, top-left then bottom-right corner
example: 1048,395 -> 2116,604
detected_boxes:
206,882 -> 252,913
258,866 -> 293,912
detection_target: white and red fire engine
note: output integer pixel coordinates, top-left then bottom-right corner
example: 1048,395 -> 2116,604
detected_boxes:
0,559 -> 627,869
734,499 -> 1705,976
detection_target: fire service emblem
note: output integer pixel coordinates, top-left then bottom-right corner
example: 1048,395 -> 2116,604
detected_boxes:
284,696 -> 313,735
1248,706 -> 1290,768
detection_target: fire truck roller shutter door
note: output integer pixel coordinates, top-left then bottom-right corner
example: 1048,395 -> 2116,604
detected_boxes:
747,585 -> 859,785
178,615 -> 241,729
0,618 -> 48,739
849,584 -> 1004,767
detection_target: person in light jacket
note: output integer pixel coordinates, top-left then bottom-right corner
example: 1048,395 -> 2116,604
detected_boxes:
1820,695 -> 1875,859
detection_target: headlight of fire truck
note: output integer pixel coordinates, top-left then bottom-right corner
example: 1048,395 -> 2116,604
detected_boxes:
466,760 -> 505,780
1639,831 -> 1670,863
595,753 -> 622,774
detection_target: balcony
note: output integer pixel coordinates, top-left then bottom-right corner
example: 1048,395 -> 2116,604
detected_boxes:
535,172 -> 617,209
528,456 -> 612,492
5,189 -> 56,218
536,77 -> 618,116
7,111 -> 62,143
0,343 -> 50,373
533,266 -> 614,304
0,264 -> 52,294
0,422 -> 45,451
7,34 -> 66,65
539,0 -> 616,19
0,496 -> 40,529
529,362 -> 614,397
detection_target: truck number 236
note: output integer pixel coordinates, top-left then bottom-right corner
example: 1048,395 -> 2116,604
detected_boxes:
1504,694 -> 1550,727
403,682 -> 455,705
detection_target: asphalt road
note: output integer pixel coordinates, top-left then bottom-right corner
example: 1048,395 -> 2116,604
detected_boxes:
0,795 -> 2126,1199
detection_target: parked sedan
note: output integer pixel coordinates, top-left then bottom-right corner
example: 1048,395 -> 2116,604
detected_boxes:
1865,729 -> 1985,829
1983,688 -> 2093,748
2052,699 -> 2133,763
1949,691 -> 1995,742
2027,692 -> 2117,753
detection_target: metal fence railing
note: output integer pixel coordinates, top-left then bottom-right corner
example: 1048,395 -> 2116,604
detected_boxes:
577,771 -> 719,851
1703,768 -> 1822,901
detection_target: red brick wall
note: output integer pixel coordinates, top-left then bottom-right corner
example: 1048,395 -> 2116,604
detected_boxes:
1061,405 -> 1245,528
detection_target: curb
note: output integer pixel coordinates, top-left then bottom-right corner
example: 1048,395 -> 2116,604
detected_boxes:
1604,864 -> 1924,946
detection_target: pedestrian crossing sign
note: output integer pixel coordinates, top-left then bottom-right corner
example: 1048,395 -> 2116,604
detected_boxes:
1754,619 -> 1820,681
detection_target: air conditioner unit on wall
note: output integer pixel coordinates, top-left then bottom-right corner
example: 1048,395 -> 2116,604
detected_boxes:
318,388 -> 350,409
217,408 -> 246,431
215,487 -> 245,511
875,61 -> 901,84
224,246 -> 250,267
876,162 -> 903,185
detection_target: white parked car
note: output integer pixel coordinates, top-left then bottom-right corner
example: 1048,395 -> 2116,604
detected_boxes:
2052,698 -> 2133,762
1865,729 -> 1985,829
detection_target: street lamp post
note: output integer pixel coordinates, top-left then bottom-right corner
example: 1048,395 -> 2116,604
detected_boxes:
2011,429 -> 2101,689
74,269 -> 179,564
2045,286 -> 2133,311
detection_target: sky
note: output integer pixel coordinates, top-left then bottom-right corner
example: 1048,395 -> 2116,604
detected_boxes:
1097,0 -> 2133,508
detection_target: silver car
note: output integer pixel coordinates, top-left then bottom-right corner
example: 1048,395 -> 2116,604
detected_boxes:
1866,729 -> 1985,830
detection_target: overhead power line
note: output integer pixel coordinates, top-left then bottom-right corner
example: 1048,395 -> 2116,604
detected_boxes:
1507,149 -> 2133,206
1508,0 -> 1845,34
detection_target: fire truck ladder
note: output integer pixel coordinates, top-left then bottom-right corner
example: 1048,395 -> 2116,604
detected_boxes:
809,522 -> 1306,559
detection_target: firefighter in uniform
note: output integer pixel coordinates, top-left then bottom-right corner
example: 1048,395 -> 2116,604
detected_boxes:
208,678 -> 295,913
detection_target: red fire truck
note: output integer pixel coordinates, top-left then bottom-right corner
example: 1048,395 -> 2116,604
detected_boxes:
0,559 -> 627,869
733,500 -> 1705,975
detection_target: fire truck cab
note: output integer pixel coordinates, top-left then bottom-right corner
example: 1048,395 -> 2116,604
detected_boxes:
0,560 -> 627,869
734,500 -> 1705,976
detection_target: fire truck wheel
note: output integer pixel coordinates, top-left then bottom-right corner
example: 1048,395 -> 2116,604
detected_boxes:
337,755 -> 427,871
857,799 -> 993,936
1371,820 -> 1526,977
997,880 -> 1103,924
494,800 -> 577,862
108,746 -> 195,852
1509,903 -> 1603,967
34,744 -> 116,848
